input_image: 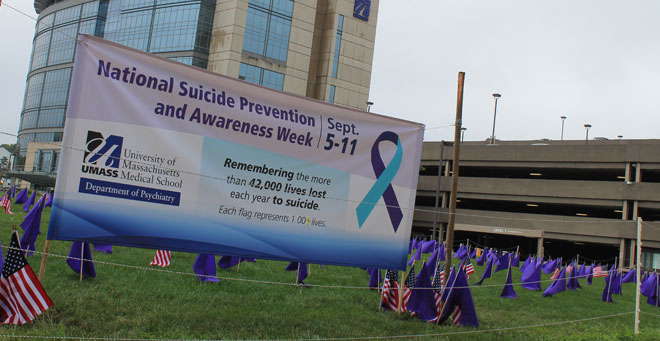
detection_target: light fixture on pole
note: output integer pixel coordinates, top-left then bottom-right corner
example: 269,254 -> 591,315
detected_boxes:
618,135 -> 623,139
366,101 -> 374,112
560,116 -> 567,141
584,124 -> 591,144
461,127 -> 467,144
490,93 -> 501,144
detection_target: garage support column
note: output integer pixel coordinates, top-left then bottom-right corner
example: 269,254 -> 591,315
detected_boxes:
629,239 -> 636,269
619,239 -> 625,271
537,237 -> 544,259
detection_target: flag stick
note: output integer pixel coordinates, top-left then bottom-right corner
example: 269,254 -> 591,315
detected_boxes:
38,239 -> 51,282
377,271 -> 383,311
606,257 -> 617,301
237,259 -> 241,272
397,270 -> 404,314
80,242 -> 84,282
296,262 -> 300,285
436,265 -> 460,325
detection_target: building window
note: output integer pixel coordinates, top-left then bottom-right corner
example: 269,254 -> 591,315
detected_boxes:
328,85 -> 336,103
239,63 -> 284,91
331,14 -> 344,78
242,0 -> 293,63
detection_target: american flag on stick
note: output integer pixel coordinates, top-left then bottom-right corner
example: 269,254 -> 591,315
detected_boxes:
550,267 -> 561,280
0,232 -> 53,324
451,305 -> 462,325
380,270 -> 399,311
462,256 -> 475,279
0,195 -> 13,215
149,250 -> 171,267
401,266 -> 416,313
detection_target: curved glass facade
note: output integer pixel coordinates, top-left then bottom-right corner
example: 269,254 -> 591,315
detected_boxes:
18,0 -> 215,156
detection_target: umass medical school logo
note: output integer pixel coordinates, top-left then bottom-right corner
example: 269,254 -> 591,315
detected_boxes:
83,130 -> 124,169
353,0 -> 371,21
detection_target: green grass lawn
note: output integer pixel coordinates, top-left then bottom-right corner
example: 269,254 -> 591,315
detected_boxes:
1,207 -> 659,340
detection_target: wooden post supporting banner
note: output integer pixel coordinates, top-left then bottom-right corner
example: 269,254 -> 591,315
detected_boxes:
38,239 -> 51,282
80,242 -> 84,282
443,71 -> 465,288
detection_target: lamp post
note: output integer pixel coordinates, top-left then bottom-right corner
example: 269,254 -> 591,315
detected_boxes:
490,93 -> 501,144
584,124 -> 591,144
461,127 -> 467,144
366,101 -> 374,112
560,116 -> 567,141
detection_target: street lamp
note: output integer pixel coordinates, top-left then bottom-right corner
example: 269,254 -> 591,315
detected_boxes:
490,93 -> 501,144
584,124 -> 591,144
366,101 -> 374,112
461,127 -> 467,144
560,116 -> 567,141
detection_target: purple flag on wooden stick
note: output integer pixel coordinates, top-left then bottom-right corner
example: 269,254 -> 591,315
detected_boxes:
218,256 -> 240,269
621,269 -> 636,284
193,254 -> 219,282
285,261 -> 298,271
500,263 -> 517,299
542,267 -> 567,297
406,262 -> 437,321
23,191 -> 37,213
520,255 -> 532,273
475,255 -> 495,285
13,188 -> 27,204
476,248 -> 487,266
10,185 -> 16,199
542,258 -> 559,274
438,267 -> 479,327
521,258 -> 542,290
67,242 -> 96,278
567,263 -> 582,290
19,195 -> 45,256
296,262 -> 308,284
367,268 -> 382,289
494,253 -> 510,273
407,247 -> 421,266
45,192 -> 54,207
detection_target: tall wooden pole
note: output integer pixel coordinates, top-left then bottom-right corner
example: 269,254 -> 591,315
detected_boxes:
443,72 -> 465,285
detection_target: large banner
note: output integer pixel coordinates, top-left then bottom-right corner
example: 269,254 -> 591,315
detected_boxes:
48,35 -> 424,270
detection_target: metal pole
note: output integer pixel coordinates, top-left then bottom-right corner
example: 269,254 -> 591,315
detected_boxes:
560,116 -> 566,141
490,94 -> 500,144
443,72 -> 465,284
634,217 -> 642,335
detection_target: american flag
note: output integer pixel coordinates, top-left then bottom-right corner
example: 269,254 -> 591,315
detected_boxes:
149,250 -> 171,267
462,257 -> 475,279
431,265 -> 444,318
550,267 -> 561,280
451,305 -> 462,325
0,232 -> 53,324
401,266 -> 416,313
0,195 -> 14,215
381,270 -> 399,311
566,264 -> 574,274
593,265 -> 608,278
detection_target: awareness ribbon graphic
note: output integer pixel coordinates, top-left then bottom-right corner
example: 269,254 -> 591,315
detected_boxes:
356,131 -> 403,232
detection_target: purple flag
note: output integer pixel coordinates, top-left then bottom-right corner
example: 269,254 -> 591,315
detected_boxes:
586,263 -> 595,285
367,268 -> 382,289
424,247 -> 440,276
621,269 -> 636,284
454,244 -> 467,259
520,258 -> 542,290
542,258 -> 558,274
602,270 -> 621,302
476,248 -> 487,266
67,242 -> 96,278
23,191 -> 37,213
218,256 -> 240,269
408,237 -> 417,254
542,267 -> 567,297
438,267 -> 479,327
193,254 -> 219,282
407,247 -> 421,266
641,273 -> 656,297
438,243 -> 446,262
469,247 -> 477,259
406,262 -> 437,321
93,244 -> 113,253
475,255 -> 495,285
296,262 -> 308,284
646,275 -> 659,306
285,261 -> 298,271
520,255 -> 532,273
19,195 -> 45,256
13,188 -> 27,204
421,240 -> 436,254
10,185 -> 16,199
500,263 -> 517,298
567,263 -> 582,290
45,192 -> 54,207
494,253 -> 511,273
511,253 -> 520,267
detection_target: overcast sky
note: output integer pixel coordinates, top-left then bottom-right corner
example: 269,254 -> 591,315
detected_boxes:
1,1 -> 659,146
